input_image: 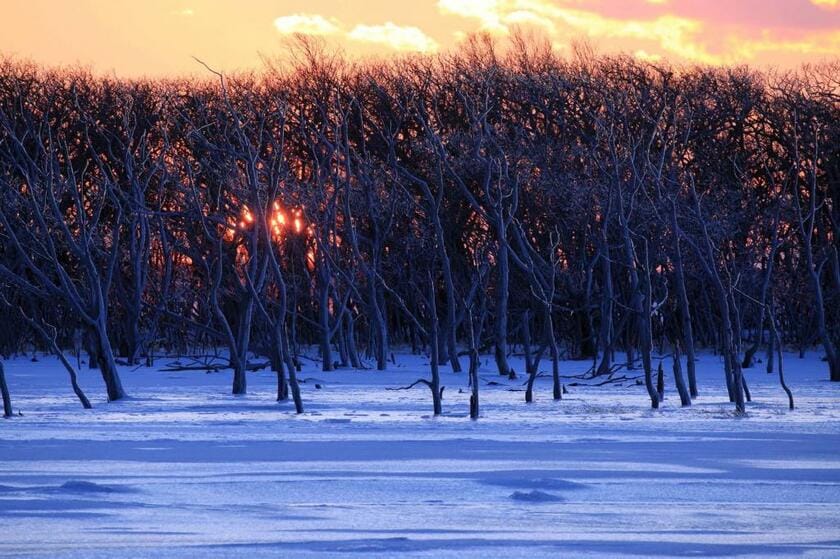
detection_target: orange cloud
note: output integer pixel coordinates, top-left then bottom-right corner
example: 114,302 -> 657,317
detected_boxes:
437,0 -> 840,66
438,0 -> 507,33
810,0 -> 838,9
272,14 -> 438,53
728,29 -> 840,61
348,22 -> 439,52
274,14 -> 340,36
438,0 -> 722,64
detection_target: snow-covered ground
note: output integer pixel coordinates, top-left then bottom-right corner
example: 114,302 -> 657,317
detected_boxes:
1,350 -> 838,558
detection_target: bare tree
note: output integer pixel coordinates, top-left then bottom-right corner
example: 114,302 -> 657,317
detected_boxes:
0,75 -> 127,400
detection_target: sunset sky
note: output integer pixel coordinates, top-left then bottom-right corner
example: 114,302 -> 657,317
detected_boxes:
1,0 -> 838,76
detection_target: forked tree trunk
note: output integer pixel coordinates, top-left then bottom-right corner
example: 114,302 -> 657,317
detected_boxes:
231,298 -> 254,396
688,181 -> 744,413
718,291 -> 746,413
629,228 -> 658,410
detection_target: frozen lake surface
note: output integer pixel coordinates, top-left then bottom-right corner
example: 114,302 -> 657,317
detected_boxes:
1,351 -> 839,558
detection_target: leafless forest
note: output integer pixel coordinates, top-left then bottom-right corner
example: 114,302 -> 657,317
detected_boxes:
0,38 -> 838,416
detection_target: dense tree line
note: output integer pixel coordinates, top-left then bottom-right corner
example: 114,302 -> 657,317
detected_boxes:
0,38 -> 837,416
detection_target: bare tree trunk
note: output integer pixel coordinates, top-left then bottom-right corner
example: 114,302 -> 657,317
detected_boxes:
640,241 -> 659,409
546,308 -> 561,401
93,321 -> 127,402
625,344 -> 636,371
672,205 -> 698,397
436,215 -> 461,372
656,361 -> 665,403
524,310 -> 537,403
337,319 -> 350,368
85,330 -> 100,371
728,295 -> 754,406
428,276 -> 442,416
231,361 -> 247,395
688,180 -> 745,413
596,234 -> 614,376
744,207 -> 781,371
467,306 -> 480,420
766,328 -> 775,375
436,325 -> 449,366
807,266 -> 840,381
282,324 -> 304,414
792,133 -> 840,382
371,280 -> 389,371
0,362 -> 12,418
231,296 -> 254,395
673,343 -> 691,407
272,335 -> 289,402
124,315 -> 142,367
717,289 -> 745,411
768,301 -> 793,410
494,230 -> 511,376
776,337 -> 793,410
22,315 -> 93,409
276,366 -> 289,401
621,203 -> 658,409
345,313 -> 361,369
318,270 -> 334,372
56,349 -> 92,409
